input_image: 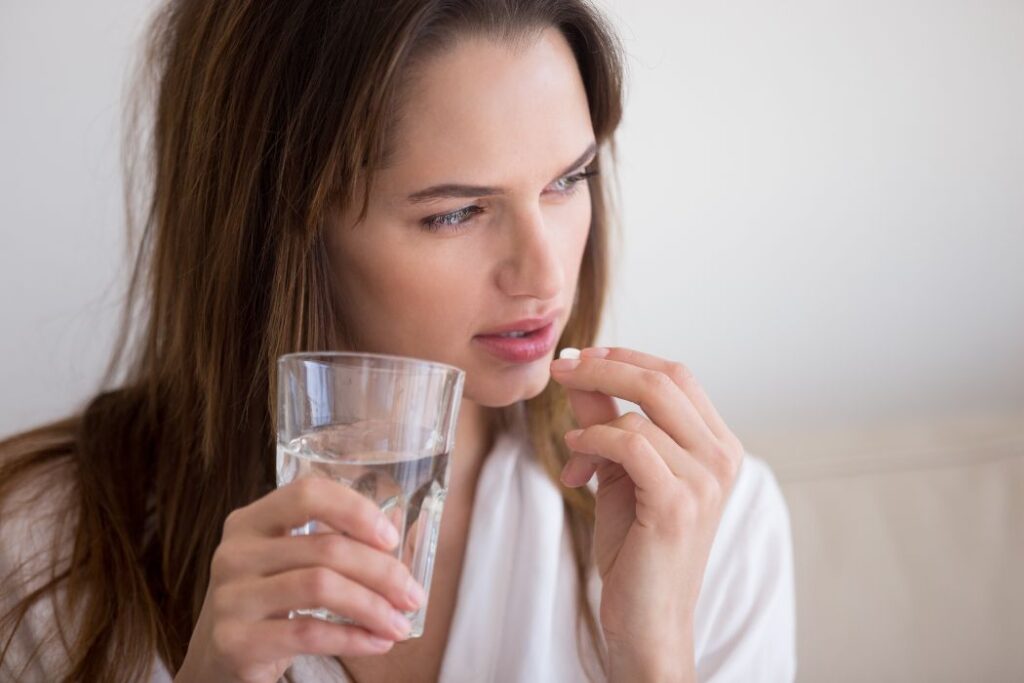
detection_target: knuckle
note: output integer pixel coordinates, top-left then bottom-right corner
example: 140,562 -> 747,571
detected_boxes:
618,411 -> 647,431
210,621 -> 241,657
306,567 -> 338,604
222,508 -> 244,536
721,451 -> 742,481
317,533 -> 351,568
642,369 -> 673,394
291,617 -> 324,649
667,361 -> 694,386
710,441 -> 731,461
210,585 -> 233,616
624,432 -> 649,458
710,442 -> 741,480
341,490 -> 379,529
690,471 -> 722,507
724,432 -> 745,457
618,347 -> 640,364
293,477 -> 324,510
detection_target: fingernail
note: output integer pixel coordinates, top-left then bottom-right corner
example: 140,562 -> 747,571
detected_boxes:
565,429 -> 584,440
561,459 -> 583,487
406,576 -> 428,608
551,358 -> 581,372
560,469 -> 573,486
377,515 -> 400,548
581,347 -> 609,358
367,635 -> 394,651
391,609 -> 412,638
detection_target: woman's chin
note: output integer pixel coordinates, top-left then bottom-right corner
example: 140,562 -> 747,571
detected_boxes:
464,368 -> 552,408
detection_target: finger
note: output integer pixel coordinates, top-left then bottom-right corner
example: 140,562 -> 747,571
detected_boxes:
564,385 -> 618,429
213,533 -> 426,613
561,411 -> 679,485
557,352 -> 744,491
581,347 -> 734,442
224,477 -> 400,553
219,617 -> 396,660
605,412 -> 699,480
559,454 -> 598,488
563,423 -> 674,494
551,355 -> 716,452
562,385 -> 619,487
562,412 -> 704,486
221,567 -> 414,641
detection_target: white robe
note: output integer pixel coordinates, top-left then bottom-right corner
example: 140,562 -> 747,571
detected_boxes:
1,422 -> 795,682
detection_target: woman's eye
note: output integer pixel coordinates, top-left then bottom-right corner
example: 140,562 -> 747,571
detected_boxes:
420,205 -> 484,232
551,168 -> 599,195
418,167 -> 599,233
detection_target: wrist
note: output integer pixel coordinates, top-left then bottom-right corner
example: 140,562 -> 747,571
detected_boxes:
604,629 -> 696,683
606,651 -> 694,683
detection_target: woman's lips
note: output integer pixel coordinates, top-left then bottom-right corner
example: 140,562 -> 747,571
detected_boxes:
472,321 -> 558,363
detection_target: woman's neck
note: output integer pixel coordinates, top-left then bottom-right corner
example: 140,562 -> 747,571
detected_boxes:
449,398 -> 497,501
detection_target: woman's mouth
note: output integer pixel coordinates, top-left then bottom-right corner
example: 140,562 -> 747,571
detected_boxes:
472,321 -> 558,363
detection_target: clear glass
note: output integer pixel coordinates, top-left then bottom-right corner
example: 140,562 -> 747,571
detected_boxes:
275,351 -> 465,638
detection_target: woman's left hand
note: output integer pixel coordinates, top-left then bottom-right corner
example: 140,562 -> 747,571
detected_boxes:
549,346 -> 745,680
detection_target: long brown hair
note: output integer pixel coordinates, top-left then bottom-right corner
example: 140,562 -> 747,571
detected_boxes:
0,1 -> 624,681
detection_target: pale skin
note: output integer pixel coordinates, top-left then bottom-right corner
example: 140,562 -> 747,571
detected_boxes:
177,26 -> 744,683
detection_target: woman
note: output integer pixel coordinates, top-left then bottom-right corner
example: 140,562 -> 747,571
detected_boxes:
0,1 -> 795,681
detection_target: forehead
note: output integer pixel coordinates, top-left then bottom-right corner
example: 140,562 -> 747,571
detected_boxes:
378,28 -> 595,192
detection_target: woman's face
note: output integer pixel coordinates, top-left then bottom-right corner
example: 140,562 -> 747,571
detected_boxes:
327,28 -> 596,408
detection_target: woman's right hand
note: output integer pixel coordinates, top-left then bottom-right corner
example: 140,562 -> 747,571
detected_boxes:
174,477 -> 427,683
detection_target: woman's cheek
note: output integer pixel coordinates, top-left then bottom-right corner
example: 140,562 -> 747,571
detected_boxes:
562,201 -> 592,271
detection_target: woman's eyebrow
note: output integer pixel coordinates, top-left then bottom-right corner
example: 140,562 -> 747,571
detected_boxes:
562,140 -> 599,175
405,140 -> 598,205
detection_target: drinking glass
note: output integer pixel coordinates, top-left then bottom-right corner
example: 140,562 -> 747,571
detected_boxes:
276,351 -> 465,638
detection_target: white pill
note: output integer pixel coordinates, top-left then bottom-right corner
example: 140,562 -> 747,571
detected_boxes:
558,347 -> 581,360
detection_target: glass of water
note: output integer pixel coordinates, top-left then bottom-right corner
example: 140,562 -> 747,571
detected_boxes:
275,351 -> 465,639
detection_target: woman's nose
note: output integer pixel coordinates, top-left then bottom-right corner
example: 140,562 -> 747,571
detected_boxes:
495,206 -> 563,301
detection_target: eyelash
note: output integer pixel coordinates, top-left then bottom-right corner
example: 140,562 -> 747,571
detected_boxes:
420,168 -> 600,233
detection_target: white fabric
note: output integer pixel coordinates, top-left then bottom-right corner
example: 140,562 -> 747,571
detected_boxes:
1,424 -> 795,682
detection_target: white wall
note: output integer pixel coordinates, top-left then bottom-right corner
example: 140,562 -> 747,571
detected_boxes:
602,0 -> 1024,437
2,1 -> 1022,444
0,2 -> 154,436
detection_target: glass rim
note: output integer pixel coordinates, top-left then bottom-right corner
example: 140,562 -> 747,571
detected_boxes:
278,351 -> 464,378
